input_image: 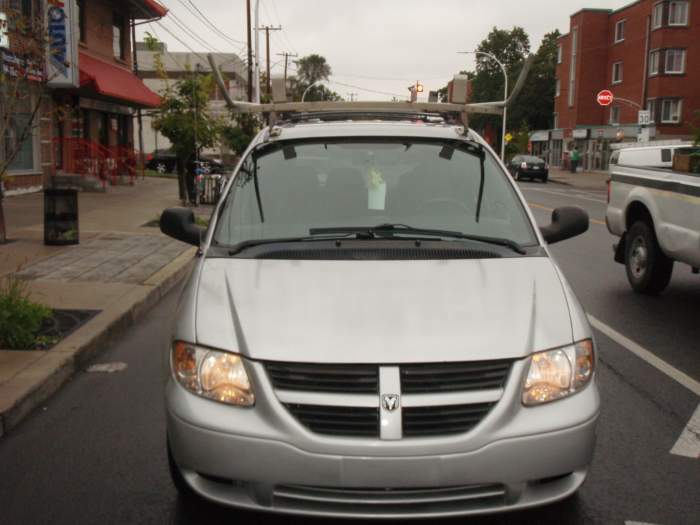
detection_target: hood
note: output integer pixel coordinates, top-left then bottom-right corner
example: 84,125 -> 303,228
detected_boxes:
195,257 -> 573,364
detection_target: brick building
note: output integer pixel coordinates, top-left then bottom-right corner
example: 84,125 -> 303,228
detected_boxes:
536,0 -> 699,171
1,0 -> 168,194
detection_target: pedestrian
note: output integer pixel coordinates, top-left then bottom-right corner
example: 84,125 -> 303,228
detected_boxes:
571,146 -> 581,173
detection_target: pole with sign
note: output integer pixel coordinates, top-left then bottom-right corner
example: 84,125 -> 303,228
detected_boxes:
45,0 -> 79,88
638,110 -> 651,142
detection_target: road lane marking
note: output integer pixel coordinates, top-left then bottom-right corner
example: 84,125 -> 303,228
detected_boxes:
670,403 -> 700,459
528,202 -> 607,226
521,186 -> 608,204
588,315 -> 700,398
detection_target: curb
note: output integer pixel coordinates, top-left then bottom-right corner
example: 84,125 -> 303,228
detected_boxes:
0,247 -> 196,439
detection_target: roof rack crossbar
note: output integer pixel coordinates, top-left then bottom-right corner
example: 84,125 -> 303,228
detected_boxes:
207,54 -> 534,125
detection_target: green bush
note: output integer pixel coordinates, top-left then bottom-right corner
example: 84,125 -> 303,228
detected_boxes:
0,275 -> 52,350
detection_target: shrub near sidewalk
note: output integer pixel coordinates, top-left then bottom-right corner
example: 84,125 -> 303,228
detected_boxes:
0,275 -> 52,350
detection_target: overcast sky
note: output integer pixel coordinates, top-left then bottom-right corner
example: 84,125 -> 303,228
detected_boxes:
137,0 -> 631,100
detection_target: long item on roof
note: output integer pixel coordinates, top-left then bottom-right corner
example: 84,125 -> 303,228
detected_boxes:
207,54 -> 534,130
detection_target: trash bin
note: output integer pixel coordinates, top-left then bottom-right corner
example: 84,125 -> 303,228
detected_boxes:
44,188 -> 79,245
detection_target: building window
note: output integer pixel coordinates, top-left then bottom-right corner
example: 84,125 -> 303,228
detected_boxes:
568,27 -> 578,108
610,106 -> 620,125
113,14 -> 125,60
77,0 -> 86,43
3,109 -> 35,172
647,99 -> 657,123
553,112 -> 559,129
668,1 -> 689,25
649,49 -> 661,75
614,20 -> 626,42
661,99 -> 682,123
555,79 -> 560,97
612,62 -> 623,84
557,44 -> 562,64
665,49 -> 686,74
652,2 -> 664,29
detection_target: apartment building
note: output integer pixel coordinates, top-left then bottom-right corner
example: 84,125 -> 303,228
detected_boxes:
537,0 -> 698,170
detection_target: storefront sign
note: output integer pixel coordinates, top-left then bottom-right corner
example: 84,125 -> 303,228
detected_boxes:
0,12 -> 9,49
573,129 -> 589,139
45,0 -> 79,88
2,50 -> 44,81
79,97 -> 134,116
530,131 -> 549,142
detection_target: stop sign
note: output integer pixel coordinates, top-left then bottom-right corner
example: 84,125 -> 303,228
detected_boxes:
597,90 -> 614,106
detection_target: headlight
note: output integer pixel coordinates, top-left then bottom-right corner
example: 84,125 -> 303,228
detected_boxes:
172,341 -> 254,406
522,339 -> 594,406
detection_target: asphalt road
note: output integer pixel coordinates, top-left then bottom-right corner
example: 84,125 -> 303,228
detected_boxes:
0,181 -> 698,525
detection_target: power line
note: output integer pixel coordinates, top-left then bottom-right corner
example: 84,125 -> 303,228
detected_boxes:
160,10 -> 224,54
268,0 -> 299,55
147,20 -> 208,64
183,0 -> 247,46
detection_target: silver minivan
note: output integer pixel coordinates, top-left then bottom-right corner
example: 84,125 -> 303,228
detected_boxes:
160,114 -> 598,519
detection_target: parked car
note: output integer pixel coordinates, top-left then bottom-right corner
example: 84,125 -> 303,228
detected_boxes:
146,149 -> 177,174
606,154 -> 700,294
159,112 -> 597,519
508,155 -> 549,182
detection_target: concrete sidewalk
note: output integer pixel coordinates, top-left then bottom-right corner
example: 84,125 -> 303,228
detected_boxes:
0,178 -> 204,438
548,167 -> 610,191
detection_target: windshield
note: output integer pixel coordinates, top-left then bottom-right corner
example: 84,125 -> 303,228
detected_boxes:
214,139 -> 537,247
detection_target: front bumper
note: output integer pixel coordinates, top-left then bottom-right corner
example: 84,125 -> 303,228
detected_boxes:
166,356 -> 599,518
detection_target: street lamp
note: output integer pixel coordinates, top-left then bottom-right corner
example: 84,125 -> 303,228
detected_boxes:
301,80 -> 326,102
458,50 -> 508,161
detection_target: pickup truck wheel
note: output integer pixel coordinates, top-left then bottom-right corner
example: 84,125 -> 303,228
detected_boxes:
625,220 -> 673,294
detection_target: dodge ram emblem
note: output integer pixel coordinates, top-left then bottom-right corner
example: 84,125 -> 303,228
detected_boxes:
382,394 -> 400,412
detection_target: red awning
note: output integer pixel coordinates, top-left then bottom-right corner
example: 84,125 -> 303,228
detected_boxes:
132,0 -> 168,20
79,53 -> 161,109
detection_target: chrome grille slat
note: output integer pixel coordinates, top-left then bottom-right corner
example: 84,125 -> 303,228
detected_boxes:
267,362 -> 379,394
401,360 -> 512,394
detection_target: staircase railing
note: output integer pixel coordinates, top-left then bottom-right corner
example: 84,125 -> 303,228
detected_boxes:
54,138 -> 137,187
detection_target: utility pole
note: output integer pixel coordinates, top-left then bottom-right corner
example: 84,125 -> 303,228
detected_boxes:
257,24 -> 282,97
246,0 -> 253,101
130,17 -> 145,179
347,92 -> 358,102
276,51 -> 298,86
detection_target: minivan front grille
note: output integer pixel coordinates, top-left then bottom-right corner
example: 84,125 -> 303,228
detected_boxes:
284,404 -> 379,437
402,403 -> 496,437
266,362 -> 379,394
267,360 -> 512,440
400,360 -> 512,394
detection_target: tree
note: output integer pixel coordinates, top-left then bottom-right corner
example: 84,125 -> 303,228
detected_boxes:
0,6 -> 54,244
290,54 -> 343,102
514,30 -> 561,131
152,72 -> 222,200
468,27 -> 531,136
221,113 -> 258,156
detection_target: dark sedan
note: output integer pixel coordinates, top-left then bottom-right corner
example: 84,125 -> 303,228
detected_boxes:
508,155 -> 549,182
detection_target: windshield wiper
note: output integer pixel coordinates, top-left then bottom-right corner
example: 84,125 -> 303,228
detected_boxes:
224,232 -> 358,256
309,224 -> 526,254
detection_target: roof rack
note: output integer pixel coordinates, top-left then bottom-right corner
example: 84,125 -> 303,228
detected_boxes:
281,111 -> 447,124
207,54 -> 534,129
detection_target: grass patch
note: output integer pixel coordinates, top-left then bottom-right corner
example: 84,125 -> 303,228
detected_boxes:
0,274 -> 53,350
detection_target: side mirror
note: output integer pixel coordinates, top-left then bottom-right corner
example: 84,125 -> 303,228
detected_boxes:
540,206 -> 589,244
160,208 -> 204,246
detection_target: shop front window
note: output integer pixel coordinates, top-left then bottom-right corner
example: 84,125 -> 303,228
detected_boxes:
4,113 -> 34,171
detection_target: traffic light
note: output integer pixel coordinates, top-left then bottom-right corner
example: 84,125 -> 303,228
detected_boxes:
415,81 -> 424,93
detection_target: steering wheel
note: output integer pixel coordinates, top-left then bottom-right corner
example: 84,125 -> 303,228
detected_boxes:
417,198 -> 471,215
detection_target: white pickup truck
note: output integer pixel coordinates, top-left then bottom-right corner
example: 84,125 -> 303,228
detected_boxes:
606,150 -> 700,294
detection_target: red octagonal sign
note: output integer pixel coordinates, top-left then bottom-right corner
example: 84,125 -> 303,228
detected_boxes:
597,90 -> 614,106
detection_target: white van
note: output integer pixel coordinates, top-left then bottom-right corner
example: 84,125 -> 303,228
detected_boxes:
609,143 -> 694,169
